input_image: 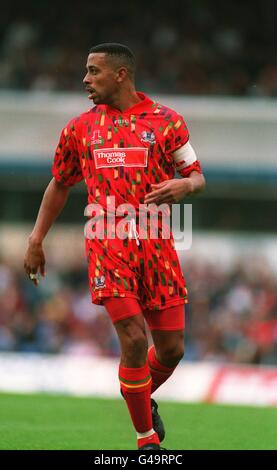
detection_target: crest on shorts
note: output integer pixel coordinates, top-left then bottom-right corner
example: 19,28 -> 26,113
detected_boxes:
141,130 -> 156,144
94,275 -> 106,289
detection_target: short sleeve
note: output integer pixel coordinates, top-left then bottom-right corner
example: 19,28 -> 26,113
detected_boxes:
52,120 -> 83,187
165,114 -> 189,155
173,140 -> 203,178
177,159 -> 203,177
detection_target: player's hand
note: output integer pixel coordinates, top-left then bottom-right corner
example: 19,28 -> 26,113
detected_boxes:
144,178 -> 194,205
24,240 -> 46,287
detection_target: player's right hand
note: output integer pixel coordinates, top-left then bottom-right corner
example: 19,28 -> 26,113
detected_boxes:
23,240 -> 46,287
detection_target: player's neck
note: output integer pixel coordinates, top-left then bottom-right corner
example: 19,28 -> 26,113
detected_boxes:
107,88 -> 141,113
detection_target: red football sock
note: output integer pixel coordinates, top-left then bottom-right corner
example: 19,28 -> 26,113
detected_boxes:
137,431 -> 160,449
119,363 -> 153,433
148,345 -> 177,394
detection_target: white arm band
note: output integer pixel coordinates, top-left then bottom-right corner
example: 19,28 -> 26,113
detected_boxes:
172,141 -> 197,171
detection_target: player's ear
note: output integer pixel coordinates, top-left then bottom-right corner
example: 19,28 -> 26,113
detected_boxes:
116,67 -> 128,82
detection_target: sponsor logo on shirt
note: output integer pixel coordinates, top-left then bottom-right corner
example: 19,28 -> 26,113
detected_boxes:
140,130 -> 156,144
94,147 -> 148,168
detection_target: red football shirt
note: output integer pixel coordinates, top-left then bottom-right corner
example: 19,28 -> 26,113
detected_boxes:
52,92 -> 200,212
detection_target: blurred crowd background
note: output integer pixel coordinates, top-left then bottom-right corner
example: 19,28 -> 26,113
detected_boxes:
0,0 -> 277,96
0,250 -> 277,365
1,253 -> 277,365
0,0 -> 276,366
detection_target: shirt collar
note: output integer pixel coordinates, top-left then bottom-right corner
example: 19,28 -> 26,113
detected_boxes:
105,92 -> 153,115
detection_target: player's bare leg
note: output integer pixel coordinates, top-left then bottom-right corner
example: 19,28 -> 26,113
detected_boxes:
114,314 -> 148,368
151,329 -> 185,370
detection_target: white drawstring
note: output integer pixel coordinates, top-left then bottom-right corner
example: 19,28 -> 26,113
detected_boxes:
128,218 -> 140,246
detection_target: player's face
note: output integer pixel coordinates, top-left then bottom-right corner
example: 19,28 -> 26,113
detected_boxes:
83,53 -> 119,104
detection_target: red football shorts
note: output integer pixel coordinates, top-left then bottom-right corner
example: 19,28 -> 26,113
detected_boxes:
85,220 -> 188,325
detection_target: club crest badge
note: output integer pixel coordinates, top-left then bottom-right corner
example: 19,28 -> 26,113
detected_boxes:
141,131 -> 156,144
94,275 -> 106,289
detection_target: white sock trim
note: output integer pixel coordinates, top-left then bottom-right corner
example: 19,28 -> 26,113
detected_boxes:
137,429 -> 155,439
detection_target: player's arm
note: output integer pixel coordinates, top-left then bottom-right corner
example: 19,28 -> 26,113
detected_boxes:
24,177 -> 70,286
24,119 -> 83,286
144,141 -> 205,204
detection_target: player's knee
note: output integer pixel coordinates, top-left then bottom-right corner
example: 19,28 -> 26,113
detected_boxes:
159,343 -> 185,367
120,325 -> 148,365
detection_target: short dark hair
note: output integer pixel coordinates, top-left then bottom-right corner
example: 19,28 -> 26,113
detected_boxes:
89,43 -> 136,79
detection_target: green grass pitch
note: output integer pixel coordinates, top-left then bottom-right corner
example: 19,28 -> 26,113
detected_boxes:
0,392 -> 276,450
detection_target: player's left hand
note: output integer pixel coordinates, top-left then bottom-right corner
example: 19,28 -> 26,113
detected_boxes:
144,178 -> 193,205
